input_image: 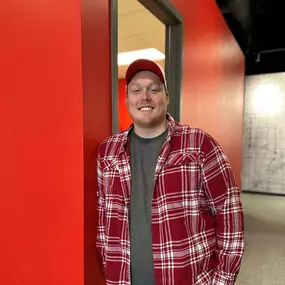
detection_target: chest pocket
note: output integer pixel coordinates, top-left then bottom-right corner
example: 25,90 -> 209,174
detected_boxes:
164,152 -> 199,166
160,152 -> 202,194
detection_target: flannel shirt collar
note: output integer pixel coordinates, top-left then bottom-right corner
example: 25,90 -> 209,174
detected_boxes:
119,113 -> 176,154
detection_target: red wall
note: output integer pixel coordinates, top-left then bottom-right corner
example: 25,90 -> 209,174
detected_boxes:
119,79 -> 132,130
0,0 -> 111,284
170,0 -> 245,187
81,0 -> 111,285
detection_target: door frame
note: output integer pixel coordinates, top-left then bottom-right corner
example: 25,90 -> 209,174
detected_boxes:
110,0 -> 184,133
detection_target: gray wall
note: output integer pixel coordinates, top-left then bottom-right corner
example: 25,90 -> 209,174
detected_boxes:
242,72 -> 285,195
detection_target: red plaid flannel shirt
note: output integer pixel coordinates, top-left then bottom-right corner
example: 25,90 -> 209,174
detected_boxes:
96,115 -> 244,285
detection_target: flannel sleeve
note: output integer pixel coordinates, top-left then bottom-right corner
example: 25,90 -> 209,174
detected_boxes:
96,151 -> 106,269
201,135 -> 245,285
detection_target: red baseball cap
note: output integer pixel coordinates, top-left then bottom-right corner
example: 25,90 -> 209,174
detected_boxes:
125,59 -> 167,88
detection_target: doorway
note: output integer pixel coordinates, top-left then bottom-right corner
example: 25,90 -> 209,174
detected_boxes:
111,0 -> 184,133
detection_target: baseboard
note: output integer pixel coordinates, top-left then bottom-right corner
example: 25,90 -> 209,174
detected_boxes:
242,190 -> 285,198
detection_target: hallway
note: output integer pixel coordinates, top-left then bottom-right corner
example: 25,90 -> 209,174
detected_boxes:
236,193 -> 285,285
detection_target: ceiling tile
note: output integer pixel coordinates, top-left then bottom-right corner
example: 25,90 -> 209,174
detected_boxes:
118,34 -> 151,52
119,10 -> 165,35
137,30 -> 165,53
118,26 -> 133,39
118,0 -> 145,16
117,0 -> 166,79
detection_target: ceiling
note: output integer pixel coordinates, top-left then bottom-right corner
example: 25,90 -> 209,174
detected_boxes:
217,0 -> 285,75
118,0 -> 285,78
118,0 -> 165,79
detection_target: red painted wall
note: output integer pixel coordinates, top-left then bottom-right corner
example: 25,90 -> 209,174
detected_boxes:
119,79 -> 132,130
81,1 -> 111,285
0,0 -> 111,284
0,0 -> 84,284
170,0 -> 245,187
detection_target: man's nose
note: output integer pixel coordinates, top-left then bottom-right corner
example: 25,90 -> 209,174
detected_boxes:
141,88 -> 151,100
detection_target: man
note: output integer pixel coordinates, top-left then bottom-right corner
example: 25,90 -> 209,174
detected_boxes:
96,59 -> 244,285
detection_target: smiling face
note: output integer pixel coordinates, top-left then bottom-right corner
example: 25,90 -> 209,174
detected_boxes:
126,70 -> 169,133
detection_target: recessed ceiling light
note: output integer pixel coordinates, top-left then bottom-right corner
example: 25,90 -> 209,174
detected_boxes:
118,48 -> 165,66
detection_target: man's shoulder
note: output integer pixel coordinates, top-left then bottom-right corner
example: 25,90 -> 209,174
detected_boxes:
173,121 -> 210,140
172,121 -> 218,150
100,129 -> 128,145
97,129 -> 129,158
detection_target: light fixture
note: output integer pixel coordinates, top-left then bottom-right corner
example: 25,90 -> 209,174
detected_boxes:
252,83 -> 283,115
118,48 -> 165,66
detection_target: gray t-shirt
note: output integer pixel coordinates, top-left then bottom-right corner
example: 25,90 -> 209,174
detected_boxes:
129,128 -> 168,285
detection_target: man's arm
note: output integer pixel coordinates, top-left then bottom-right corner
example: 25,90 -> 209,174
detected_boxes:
201,135 -> 244,285
96,151 -> 106,269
